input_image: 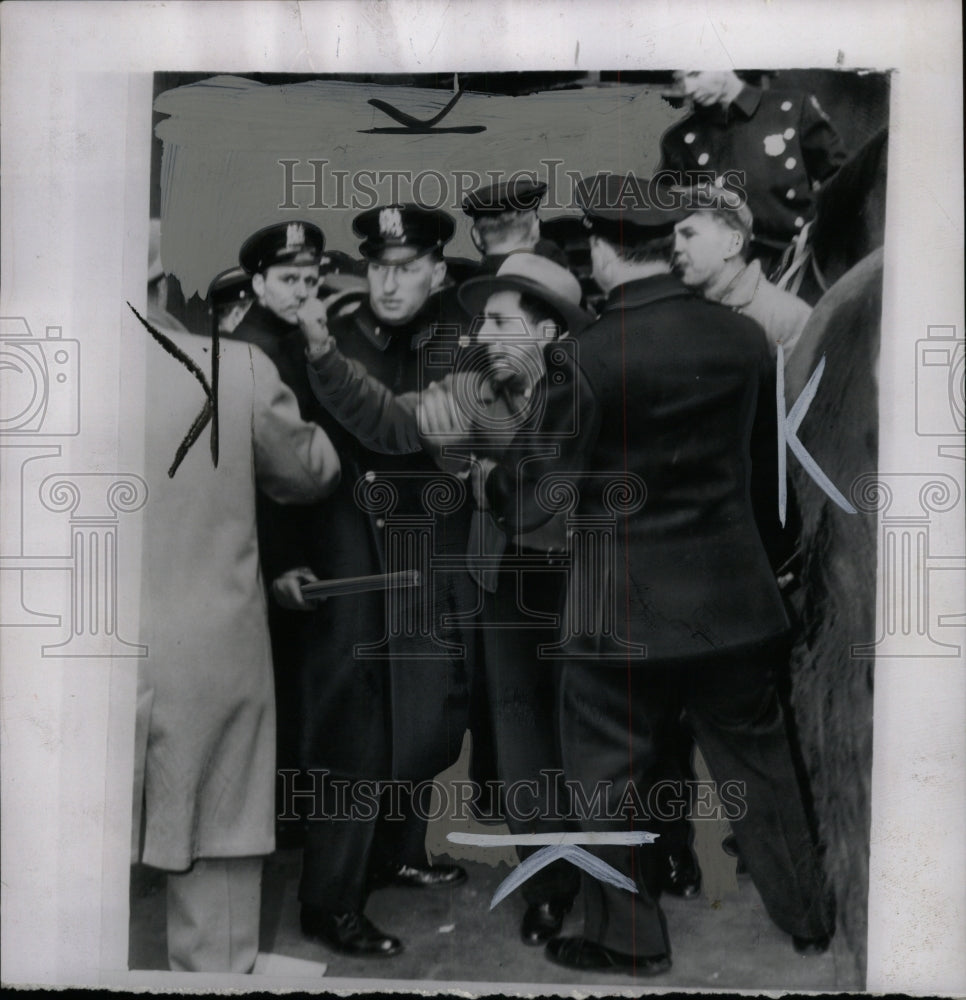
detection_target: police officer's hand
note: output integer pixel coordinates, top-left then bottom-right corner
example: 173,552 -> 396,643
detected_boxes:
297,297 -> 332,359
272,567 -> 323,611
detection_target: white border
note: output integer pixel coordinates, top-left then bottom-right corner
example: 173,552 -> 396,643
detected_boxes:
1,0 -> 963,993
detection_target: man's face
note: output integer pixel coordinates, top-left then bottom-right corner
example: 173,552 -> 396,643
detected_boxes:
252,264 -> 320,323
367,247 -> 444,325
672,213 -> 737,290
476,290 -> 539,349
675,71 -> 732,108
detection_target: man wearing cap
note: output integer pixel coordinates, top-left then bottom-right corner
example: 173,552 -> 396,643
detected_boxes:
209,266 -> 253,335
229,220 -> 332,851
542,173 -> 832,975
658,71 -> 847,275
271,204 -> 474,958
671,186 -> 812,357
462,177 -> 570,274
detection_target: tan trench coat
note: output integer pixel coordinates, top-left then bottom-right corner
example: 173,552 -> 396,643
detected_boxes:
135,325 -> 339,871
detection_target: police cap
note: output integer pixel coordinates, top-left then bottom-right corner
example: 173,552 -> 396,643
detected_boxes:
208,267 -> 252,309
239,221 -> 325,275
576,173 -> 689,242
462,177 -> 548,217
353,204 -> 455,264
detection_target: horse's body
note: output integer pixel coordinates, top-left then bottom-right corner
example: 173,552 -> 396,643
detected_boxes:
785,236 -> 883,981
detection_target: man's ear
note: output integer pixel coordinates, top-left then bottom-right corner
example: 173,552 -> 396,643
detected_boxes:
251,272 -> 266,302
726,229 -> 745,261
431,258 -> 447,291
537,317 -> 561,340
469,225 -> 485,255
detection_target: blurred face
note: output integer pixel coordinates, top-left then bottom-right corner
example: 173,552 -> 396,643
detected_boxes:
672,213 -> 738,290
675,71 -> 733,107
476,289 -> 553,376
367,247 -> 445,325
476,290 -> 540,348
252,264 -> 320,323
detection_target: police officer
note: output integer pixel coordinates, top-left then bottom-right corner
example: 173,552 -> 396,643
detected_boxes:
658,71 -> 848,275
462,177 -> 570,274
228,221 -> 329,849
272,204 -> 474,958
544,174 -> 833,975
209,266 -> 253,336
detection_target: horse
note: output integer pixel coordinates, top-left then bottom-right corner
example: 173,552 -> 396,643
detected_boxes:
775,127 -> 888,306
783,201 -> 885,982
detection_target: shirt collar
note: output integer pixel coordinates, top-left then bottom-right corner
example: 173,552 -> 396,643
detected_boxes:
714,259 -> 763,310
729,83 -> 762,120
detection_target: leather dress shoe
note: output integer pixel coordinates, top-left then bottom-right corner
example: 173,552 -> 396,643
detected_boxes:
793,933 -> 831,956
300,906 -> 402,956
520,900 -> 571,946
373,862 -> 467,889
661,845 -> 702,898
545,936 -> 671,976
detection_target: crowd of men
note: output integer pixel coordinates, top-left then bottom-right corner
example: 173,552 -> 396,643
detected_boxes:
136,70 -> 850,976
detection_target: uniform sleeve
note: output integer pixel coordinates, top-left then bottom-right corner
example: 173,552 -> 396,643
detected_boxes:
657,123 -> 688,174
307,346 -> 423,455
249,343 -> 341,504
799,93 -> 849,184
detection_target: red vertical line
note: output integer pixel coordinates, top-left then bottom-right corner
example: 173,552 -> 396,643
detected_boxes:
106,530 -> 116,636
90,529 -> 99,636
916,528 -> 929,636
73,529 -> 84,635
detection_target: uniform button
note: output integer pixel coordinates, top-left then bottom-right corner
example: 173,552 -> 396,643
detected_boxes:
364,470 -> 377,483
697,152 -> 710,165
783,127 -> 795,140
786,188 -> 796,199
684,131 -> 696,144
784,157 -> 797,170
781,100 -> 793,111
794,216 -> 805,228
375,517 -> 385,529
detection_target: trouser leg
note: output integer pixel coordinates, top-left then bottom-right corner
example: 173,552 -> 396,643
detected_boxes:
166,856 -> 262,973
684,643 -> 832,939
486,563 -> 579,905
299,785 -> 377,914
559,662 -> 676,958
369,784 -> 432,872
